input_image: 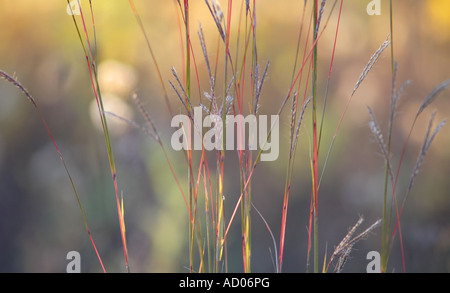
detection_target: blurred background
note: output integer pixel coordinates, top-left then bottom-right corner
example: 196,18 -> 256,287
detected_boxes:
1,0 -> 450,273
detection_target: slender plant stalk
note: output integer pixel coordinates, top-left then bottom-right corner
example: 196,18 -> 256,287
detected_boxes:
381,0 -> 395,273
175,0 -> 198,273
127,4 -> 206,271
69,0 -> 129,272
317,0 -> 341,153
311,0 -> 319,274
389,0 -> 395,75
184,0 -> 195,274
0,70 -> 106,273
278,1 -> 308,271
383,79 -> 449,272
243,0 -> 253,273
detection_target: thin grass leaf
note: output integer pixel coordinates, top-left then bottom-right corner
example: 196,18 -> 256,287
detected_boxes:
319,36 -> 390,190
128,0 -> 173,116
322,244 -> 328,273
318,0 -> 342,153
289,0 -> 307,86
120,190 -> 128,272
252,202 -> 279,273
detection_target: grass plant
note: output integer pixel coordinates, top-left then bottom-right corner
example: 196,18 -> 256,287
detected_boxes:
1,0 -> 448,273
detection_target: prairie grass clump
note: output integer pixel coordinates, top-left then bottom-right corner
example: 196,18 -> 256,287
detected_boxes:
367,72 -> 449,272
1,1 -> 449,273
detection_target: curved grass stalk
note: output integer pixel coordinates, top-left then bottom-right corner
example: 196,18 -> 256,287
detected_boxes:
0,70 -> 106,273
